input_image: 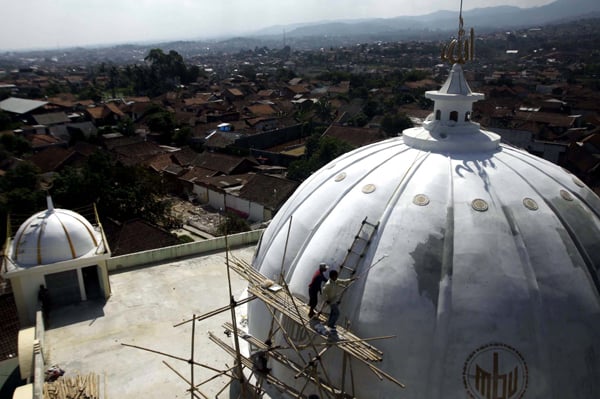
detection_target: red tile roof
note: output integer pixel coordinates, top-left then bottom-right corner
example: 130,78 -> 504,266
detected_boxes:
103,218 -> 180,256
323,125 -> 387,148
27,146 -> 74,173
245,104 -> 277,117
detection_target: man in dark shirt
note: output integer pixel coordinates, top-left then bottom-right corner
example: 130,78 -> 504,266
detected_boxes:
308,263 -> 329,318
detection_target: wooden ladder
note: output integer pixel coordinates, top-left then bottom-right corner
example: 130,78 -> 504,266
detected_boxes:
338,217 -> 379,279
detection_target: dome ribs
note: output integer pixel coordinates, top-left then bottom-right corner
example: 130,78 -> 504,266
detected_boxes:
9,204 -> 102,268
497,150 -> 600,296
55,212 -> 78,260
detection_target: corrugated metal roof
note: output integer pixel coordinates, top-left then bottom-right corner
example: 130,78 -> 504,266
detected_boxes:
0,97 -> 47,114
33,111 -> 70,125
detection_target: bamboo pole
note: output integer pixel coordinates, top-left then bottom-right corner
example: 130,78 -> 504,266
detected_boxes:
223,205 -> 247,398
121,343 -> 233,376
162,361 -> 207,399
173,295 -> 257,327
227,248 -> 407,391
190,314 -> 195,399
194,365 -> 236,388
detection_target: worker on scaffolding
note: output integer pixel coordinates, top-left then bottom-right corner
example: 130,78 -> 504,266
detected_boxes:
307,262 -> 329,318
322,270 -> 355,340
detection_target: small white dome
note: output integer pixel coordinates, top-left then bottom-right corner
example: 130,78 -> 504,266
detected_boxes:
12,198 -> 100,268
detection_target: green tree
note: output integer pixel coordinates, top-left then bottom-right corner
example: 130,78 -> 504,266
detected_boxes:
287,135 -> 353,181
217,210 -> 251,235
315,97 -> 334,123
108,66 -> 120,98
381,113 -> 413,137
172,127 -> 192,147
0,162 -> 44,217
52,151 -> 171,226
0,134 -> 31,156
78,84 -> 103,102
141,48 -> 199,94
239,64 -> 257,81
117,116 -> 135,136
0,111 -> 14,130
145,106 -> 175,143
363,100 -> 382,119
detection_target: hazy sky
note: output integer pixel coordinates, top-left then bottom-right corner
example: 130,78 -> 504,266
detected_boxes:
1,0 -> 555,51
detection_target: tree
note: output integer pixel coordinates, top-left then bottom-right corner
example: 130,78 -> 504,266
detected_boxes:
0,161 -> 44,217
145,107 -> 175,142
363,100 -> 382,119
0,111 -> 11,130
141,48 -> 199,94
217,210 -> 251,235
78,84 -> 103,102
381,113 -> 413,137
52,151 -> 172,226
287,135 -> 354,181
239,64 -> 257,82
315,97 -> 334,123
108,66 -> 120,98
117,117 -> 135,136
172,127 -> 192,147
0,134 -> 31,156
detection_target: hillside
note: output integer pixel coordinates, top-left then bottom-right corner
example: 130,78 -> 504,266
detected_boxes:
253,0 -> 600,39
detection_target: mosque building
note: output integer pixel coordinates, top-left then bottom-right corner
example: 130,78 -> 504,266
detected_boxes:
2,197 -> 111,326
246,18 -> 600,399
1,8 -> 599,399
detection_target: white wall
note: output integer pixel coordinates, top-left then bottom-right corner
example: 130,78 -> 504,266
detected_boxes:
106,230 -> 262,271
196,184 -> 266,222
207,188 -> 225,210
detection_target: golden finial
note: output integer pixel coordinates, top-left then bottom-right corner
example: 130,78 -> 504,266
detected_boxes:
441,0 -> 475,64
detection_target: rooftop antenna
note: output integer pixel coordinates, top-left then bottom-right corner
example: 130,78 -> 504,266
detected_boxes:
441,0 -> 475,64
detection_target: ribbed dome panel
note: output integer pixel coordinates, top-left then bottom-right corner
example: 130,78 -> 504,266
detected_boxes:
248,62 -> 600,398
249,137 -> 600,398
12,208 -> 99,268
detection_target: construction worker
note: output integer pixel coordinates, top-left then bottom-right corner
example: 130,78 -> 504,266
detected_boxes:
307,262 -> 328,318
322,270 -> 355,336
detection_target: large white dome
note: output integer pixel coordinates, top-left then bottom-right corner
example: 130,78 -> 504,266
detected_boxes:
11,198 -> 100,268
248,65 -> 600,398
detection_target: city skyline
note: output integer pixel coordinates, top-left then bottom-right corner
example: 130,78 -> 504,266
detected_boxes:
0,0 -> 555,51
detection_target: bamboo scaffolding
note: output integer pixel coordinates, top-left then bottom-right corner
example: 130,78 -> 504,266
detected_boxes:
208,332 -> 309,398
162,361 -> 208,399
227,256 -> 385,363
174,295 -> 257,327
121,343 -> 235,377
221,321 -> 338,397
121,223 -> 405,398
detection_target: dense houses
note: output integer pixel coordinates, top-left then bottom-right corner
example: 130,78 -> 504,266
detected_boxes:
0,19 -> 599,247
0,18 -> 599,381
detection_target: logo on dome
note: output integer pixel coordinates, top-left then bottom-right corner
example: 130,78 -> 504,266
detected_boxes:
463,343 -> 528,399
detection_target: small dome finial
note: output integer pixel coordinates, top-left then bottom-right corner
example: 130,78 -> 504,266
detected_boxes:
441,0 -> 475,64
46,196 -> 54,212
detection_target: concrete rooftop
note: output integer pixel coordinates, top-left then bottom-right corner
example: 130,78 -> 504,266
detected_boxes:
45,246 -> 255,399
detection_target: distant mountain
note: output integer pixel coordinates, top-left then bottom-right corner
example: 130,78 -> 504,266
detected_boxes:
252,0 -> 600,39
